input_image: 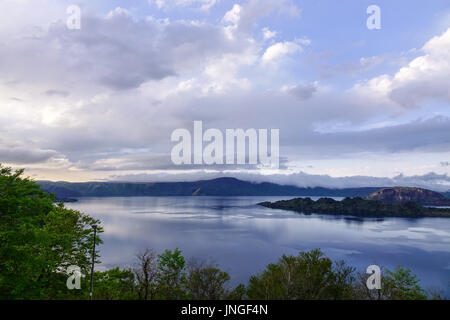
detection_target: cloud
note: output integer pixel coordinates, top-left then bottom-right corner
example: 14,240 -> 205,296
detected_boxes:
0,145 -> 57,164
0,8 -> 250,91
223,0 -> 301,34
223,4 -> 242,25
79,153 -> 289,171
354,28 -> 450,109
305,116 -> 450,155
148,0 -> 219,10
318,55 -> 385,78
281,82 -> 317,100
45,89 -> 70,97
262,27 -> 277,40
261,40 -> 304,65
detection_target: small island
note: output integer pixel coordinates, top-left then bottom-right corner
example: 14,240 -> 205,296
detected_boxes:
259,197 -> 450,218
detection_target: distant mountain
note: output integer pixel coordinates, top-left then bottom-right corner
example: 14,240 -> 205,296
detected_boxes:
365,187 -> 450,206
38,177 -> 381,198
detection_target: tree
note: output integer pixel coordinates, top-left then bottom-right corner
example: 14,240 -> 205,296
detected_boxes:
156,248 -> 187,299
246,249 -> 356,300
91,268 -> 137,300
247,256 -> 294,300
134,249 -> 158,300
354,265 -> 427,300
226,284 -> 247,300
0,165 -> 102,299
186,258 -> 230,300
326,260 -> 356,300
381,266 -> 427,300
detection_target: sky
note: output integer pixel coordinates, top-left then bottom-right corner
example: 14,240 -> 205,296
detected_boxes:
0,0 -> 449,191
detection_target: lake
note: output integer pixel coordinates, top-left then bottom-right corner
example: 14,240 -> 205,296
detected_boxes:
66,196 -> 450,296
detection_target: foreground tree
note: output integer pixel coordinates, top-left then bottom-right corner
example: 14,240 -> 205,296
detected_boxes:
134,249 -> 158,300
226,284 -> 247,300
156,248 -> 187,299
246,249 -> 356,300
0,165 -> 102,299
382,266 -> 427,300
186,258 -> 231,300
91,268 -> 137,300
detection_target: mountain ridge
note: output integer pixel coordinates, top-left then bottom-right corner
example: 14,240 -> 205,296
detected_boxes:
38,177 -> 382,198
37,177 -> 450,200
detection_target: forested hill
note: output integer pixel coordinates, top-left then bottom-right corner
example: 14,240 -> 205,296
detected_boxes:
365,187 -> 450,206
38,177 -> 382,198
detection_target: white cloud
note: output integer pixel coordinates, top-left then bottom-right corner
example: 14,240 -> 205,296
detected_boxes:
223,4 -> 242,25
0,9 -> 252,91
222,0 -> 300,35
359,56 -> 384,69
106,7 -> 133,19
261,41 -> 302,65
262,27 -> 277,40
353,28 -> 450,109
149,0 -> 218,10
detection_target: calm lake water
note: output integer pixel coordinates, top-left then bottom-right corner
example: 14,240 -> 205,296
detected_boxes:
66,196 -> 450,296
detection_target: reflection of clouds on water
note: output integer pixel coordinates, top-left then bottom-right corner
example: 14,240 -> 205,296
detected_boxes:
360,222 -> 450,253
321,248 -> 363,261
407,227 -> 450,238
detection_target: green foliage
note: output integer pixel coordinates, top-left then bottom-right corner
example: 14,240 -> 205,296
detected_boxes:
83,249 -> 438,301
186,259 -> 231,300
0,164 -> 102,299
156,248 -> 187,299
91,268 -> 138,300
226,284 -> 247,300
381,266 -> 427,300
246,249 -> 356,300
354,266 -> 428,300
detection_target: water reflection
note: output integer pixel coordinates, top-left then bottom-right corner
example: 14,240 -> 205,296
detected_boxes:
67,196 -> 450,295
